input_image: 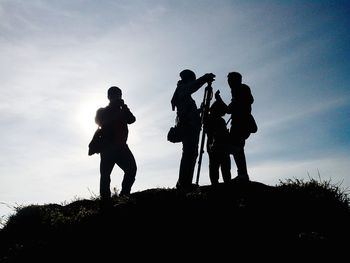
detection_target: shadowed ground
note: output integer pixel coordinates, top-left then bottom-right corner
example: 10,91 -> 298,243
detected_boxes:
0,179 -> 349,261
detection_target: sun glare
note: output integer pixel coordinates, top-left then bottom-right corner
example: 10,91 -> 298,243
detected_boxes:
76,94 -> 106,137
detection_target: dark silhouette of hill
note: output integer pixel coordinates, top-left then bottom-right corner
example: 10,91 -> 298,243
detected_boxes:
0,178 -> 349,262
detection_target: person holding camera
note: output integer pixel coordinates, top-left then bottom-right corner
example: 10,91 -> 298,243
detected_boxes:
171,69 -> 215,191
95,86 -> 137,202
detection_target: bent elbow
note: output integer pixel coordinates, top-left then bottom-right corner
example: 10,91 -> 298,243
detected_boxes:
128,116 -> 136,124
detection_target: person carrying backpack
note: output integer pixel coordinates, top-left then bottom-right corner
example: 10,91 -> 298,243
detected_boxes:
170,69 -> 215,191
215,72 -> 257,182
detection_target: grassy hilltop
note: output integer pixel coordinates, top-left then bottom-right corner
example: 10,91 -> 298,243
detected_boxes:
0,177 -> 349,262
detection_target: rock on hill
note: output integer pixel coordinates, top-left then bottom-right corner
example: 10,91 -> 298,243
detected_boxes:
0,179 -> 349,262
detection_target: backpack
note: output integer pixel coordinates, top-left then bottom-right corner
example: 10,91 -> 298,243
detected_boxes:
227,113 -> 258,140
88,128 -> 105,156
167,116 -> 184,143
248,114 -> 258,134
88,107 -> 106,156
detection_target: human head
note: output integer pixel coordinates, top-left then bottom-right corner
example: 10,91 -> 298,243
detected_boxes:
227,72 -> 242,88
107,86 -> 122,101
180,69 -> 196,83
210,101 -> 226,117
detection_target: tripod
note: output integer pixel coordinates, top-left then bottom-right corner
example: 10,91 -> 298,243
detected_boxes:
195,82 -> 213,185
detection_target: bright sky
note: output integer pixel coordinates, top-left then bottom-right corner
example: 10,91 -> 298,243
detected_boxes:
1,0 -> 349,222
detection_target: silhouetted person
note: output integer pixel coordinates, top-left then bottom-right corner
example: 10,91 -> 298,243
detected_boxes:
216,72 -> 254,181
205,95 -> 231,185
95,86 -> 137,202
171,69 -> 215,191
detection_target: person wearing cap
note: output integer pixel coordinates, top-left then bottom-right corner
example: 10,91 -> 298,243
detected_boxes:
95,86 -> 137,202
171,69 -> 215,191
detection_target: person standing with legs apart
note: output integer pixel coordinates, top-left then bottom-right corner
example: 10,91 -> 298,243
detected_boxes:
171,69 -> 215,191
94,86 -> 137,203
215,72 -> 255,181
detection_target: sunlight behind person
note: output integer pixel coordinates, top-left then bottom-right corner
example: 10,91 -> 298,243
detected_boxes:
76,93 -> 105,137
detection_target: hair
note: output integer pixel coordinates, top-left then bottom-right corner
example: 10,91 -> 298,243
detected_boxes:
210,101 -> 226,117
179,69 -> 196,82
227,72 -> 242,83
108,86 -> 122,98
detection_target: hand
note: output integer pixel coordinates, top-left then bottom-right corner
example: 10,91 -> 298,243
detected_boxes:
205,73 -> 216,82
122,102 -> 129,111
215,90 -> 222,101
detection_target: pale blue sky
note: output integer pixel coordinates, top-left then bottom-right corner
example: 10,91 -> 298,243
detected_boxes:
1,0 -> 349,221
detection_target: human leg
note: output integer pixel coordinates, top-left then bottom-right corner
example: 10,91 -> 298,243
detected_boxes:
209,152 -> 220,185
220,152 -> 232,183
231,139 -> 249,180
177,130 -> 199,189
100,152 -> 115,200
115,144 -> 137,195
232,147 -> 249,180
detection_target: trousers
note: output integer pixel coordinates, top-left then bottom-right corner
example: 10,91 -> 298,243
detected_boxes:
176,128 -> 200,189
100,143 -> 137,198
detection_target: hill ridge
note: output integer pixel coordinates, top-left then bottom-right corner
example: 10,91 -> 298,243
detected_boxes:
1,179 -> 349,261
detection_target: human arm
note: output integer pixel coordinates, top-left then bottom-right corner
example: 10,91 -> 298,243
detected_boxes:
214,90 -> 229,113
188,73 -> 216,94
122,103 -> 136,124
178,73 -> 215,98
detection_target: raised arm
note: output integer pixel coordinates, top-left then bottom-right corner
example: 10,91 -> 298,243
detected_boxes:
187,73 -> 216,94
122,104 -> 136,124
214,90 -> 229,113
